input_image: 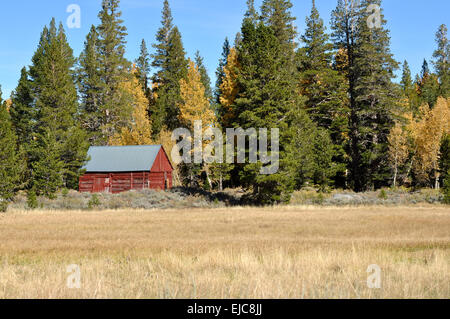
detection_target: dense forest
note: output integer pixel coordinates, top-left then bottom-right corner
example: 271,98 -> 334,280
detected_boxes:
0,0 -> 449,210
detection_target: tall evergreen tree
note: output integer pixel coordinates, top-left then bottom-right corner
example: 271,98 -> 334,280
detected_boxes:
260,0 -> 298,89
135,39 -> 151,96
299,0 -> 349,187
432,24 -> 450,98
331,0 -> 399,191
214,38 -> 231,126
400,60 -> 423,115
0,88 -> 26,211
401,60 -> 413,95
260,0 -> 297,47
215,37 -> 230,105
194,51 -> 213,102
78,25 -> 103,144
29,19 -> 88,191
151,0 -> 174,135
10,67 -> 34,147
151,1 -> 188,134
152,0 -> 173,78
416,59 -> 440,107
30,127 -> 64,197
96,0 -> 131,142
152,25 -> 188,134
244,0 -> 259,24
233,19 -> 308,203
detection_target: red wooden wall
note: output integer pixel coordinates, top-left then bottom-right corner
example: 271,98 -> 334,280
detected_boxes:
79,148 -> 173,193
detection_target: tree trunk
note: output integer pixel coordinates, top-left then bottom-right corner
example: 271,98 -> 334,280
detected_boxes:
393,164 -> 397,188
435,172 -> 440,190
206,171 -> 212,189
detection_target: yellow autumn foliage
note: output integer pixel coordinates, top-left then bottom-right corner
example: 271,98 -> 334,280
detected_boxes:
109,68 -> 153,146
219,48 -> 240,128
179,59 -> 216,128
388,122 -> 410,187
411,97 -> 450,185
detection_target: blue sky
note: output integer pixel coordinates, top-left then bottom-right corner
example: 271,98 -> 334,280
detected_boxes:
0,0 -> 449,98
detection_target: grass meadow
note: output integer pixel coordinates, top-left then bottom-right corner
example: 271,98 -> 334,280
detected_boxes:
0,206 -> 449,298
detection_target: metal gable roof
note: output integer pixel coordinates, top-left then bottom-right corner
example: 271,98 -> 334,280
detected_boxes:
83,145 -> 163,172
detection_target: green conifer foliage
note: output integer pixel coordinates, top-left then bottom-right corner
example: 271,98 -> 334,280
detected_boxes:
331,0 -> 399,191
152,26 -> 188,134
195,51 -> 213,102
233,18 -> 305,203
96,0 -> 132,142
215,38 -> 231,124
0,89 -> 26,211
433,24 -> 450,98
78,25 -> 103,144
135,39 -> 151,96
299,0 -> 349,187
29,19 -> 88,192
10,67 -> 34,147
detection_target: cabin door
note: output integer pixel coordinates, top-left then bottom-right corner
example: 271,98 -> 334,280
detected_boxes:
93,178 -> 105,193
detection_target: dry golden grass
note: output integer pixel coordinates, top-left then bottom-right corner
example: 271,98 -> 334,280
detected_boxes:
0,206 -> 449,298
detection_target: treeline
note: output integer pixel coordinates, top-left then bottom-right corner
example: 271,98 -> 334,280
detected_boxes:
1,0 -> 449,209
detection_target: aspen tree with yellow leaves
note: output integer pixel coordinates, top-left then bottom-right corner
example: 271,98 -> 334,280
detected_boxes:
179,59 -> 216,128
219,48 -> 240,128
178,59 -> 216,187
109,68 -> 153,146
411,97 -> 450,188
388,122 -> 410,188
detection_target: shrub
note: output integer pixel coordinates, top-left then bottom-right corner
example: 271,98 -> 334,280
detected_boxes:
61,188 -> 69,197
378,189 -> 388,200
27,190 -> 38,209
88,194 -> 101,209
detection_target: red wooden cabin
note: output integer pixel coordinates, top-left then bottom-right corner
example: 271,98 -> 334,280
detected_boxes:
79,145 -> 173,193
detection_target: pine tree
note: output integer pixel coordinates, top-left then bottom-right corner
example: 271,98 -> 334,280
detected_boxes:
0,89 -> 26,211
416,59 -> 440,107
96,0 -> 131,142
152,26 -> 188,134
260,0 -> 297,47
30,127 -> 64,198
432,24 -> 450,98
401,60 -> 413,96
299,0 -> 349,187
232,19 -> 305,203
215,38 -> 230,105
194,51 -> 213,102
150,1 -> 188,134
10,67 -> 34,148
151,0 -> 174,135
135,39 -> 151,96
152,0 -> 173,78
78,25 -> 103,144
331,0 -> 399,191
286,110 -> 334,190
29,19 -> 88,191
244,0 -> 259,24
